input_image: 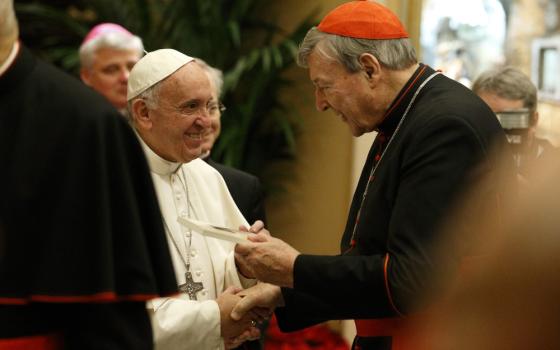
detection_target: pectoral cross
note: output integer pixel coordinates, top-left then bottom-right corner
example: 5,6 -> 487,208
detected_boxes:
179,271 -> 204,300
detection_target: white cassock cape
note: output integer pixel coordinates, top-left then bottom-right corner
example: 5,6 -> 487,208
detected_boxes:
139,139 -> 256,350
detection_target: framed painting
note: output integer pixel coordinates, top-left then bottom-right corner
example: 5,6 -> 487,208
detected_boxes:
532,36 -> 560,102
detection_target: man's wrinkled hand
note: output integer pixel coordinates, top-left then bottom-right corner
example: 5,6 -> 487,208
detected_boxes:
235,234 -> 300,287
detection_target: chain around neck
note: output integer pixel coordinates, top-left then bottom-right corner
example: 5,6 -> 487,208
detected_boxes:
344,71 -> 440,254
163,167 -> 197,271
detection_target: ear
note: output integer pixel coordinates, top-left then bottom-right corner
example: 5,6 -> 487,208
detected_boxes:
131,99 -> 153,130
359,53 -> 381,85
80,68 -> 92,86
531,110 -> 539,127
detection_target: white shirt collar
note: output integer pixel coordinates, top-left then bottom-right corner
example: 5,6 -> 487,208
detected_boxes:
0,41 -> 20,77
137,134 -> 182,175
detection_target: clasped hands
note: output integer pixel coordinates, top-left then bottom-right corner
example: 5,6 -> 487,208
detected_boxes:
219,220 -> 300,348
216,285 -> 270,349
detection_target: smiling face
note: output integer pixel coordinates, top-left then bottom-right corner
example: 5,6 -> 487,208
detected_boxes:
135,62 -> 214,163
307,49 -> 384,137
80,47 -> 141,109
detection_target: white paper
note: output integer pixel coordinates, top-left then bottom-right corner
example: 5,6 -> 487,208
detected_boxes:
177,216 -> 249,244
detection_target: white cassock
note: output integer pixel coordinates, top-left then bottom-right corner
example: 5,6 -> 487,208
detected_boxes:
139,139 -> 256,350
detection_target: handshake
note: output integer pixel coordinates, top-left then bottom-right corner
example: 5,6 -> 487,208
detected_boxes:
217,283 -> 281,349
219,220 -> 301,349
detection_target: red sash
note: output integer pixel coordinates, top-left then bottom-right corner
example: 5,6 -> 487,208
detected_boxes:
0,333 -> 62,350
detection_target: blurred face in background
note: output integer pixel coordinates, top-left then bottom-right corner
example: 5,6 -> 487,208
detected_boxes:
81,47 -> 141,109
477,91 -> 538,144
200,85 -> 223,156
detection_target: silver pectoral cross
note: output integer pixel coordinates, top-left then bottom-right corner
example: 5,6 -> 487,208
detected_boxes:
179,271 -> 204,300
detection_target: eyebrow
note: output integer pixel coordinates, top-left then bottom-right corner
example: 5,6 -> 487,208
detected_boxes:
312,78 -> 330,86
177,97 -> 215,108
176,99 -> 199,108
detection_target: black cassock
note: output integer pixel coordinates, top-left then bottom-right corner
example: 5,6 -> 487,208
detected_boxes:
275,65 -> 511,350
0,45 -> 177,349
205,157 -> 267,226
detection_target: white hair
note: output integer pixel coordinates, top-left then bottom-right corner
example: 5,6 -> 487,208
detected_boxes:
297,27 -> 417,72
126,81 -> 161,124
79,31 -> 143,69
194,58 -> 224,97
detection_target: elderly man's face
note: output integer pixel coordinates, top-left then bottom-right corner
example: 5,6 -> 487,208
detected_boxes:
81,47 -> 141,110
308,49 -> 380,137
144,63 -> 213,163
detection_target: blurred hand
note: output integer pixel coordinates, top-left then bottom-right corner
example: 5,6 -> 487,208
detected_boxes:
231,283 -> 284,321
239,220 -> 266,234
235,233 -> 300,287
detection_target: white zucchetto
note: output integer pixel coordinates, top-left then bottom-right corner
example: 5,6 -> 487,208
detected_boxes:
127,48 -> 194,101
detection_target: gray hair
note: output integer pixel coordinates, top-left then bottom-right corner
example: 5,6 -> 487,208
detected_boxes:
126,82 -> 161,123
194,58 -> 224,97
79,31 -> 144,69
472,67 -> 538,115
297,27 -> 417,72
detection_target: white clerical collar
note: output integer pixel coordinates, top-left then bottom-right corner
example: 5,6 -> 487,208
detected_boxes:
137,134 -> 182,175
0,41 -> 20,77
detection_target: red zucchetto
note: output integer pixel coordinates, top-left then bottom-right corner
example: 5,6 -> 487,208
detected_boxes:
317,0 -> 409,40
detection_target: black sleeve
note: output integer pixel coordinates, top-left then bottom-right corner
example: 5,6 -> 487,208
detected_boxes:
249,176 -> 267,226
277,116 -> 496,329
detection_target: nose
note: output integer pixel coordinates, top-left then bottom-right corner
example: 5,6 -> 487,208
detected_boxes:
119,67 -> 130,82
315,88 -> 329,112
195,110 -> 212,128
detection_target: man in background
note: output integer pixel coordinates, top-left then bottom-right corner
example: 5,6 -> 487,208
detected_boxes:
79,22 -> 143,114
0,1 -> 177,349
472,66 -> 557,180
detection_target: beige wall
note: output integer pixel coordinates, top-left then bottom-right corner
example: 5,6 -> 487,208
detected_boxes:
265,0 -> 351,256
